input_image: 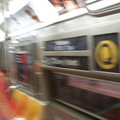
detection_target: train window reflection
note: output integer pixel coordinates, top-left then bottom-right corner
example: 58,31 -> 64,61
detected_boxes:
52,73 -> 120,120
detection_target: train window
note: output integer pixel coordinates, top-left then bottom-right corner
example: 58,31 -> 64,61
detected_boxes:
8,43 -> 35,86
8,34 -> 41,94
15,47 -> 32,84
52,73 -> 120,120
94,33 -> 119,73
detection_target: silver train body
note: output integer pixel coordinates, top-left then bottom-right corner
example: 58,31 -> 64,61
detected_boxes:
5,6 -> 120,120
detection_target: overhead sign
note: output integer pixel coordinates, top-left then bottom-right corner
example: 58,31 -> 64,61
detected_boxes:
95,40 -> 118,69
94,33 -> 119,72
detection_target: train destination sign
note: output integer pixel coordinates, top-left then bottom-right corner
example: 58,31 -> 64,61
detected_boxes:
45,36 -> 87,51
94,33 -> 119,72
46,56 -> 88,70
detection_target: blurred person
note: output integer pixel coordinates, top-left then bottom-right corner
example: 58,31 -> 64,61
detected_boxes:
0,69 -> 17,120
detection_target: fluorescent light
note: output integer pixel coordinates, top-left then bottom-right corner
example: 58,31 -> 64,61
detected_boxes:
10,40 -> 19,43
0,12 -> 4,24
0,29 -> 5,41
9,0 -> 31,15
4,11 -> 10,18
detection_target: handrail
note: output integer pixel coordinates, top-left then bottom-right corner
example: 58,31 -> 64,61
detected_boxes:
82,0 -> 120,16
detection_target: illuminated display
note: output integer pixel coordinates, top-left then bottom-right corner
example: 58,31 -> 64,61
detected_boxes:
46,56 -> 88,70
45,36 -> 87,51
94,33 -> 119,72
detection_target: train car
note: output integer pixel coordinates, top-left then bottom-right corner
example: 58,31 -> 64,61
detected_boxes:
1,0 -> 120,120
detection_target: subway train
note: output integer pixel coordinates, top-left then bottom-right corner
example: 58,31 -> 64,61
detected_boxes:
0,0 -> 120,120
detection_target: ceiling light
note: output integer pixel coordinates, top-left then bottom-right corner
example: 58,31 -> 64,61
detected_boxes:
0,29 -> 5,42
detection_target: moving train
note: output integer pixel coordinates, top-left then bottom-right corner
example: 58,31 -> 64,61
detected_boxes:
0,0 -> 120,120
